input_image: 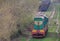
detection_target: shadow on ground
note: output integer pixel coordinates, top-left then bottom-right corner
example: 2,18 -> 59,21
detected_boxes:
32,32 -> 60,39
47,32 -> 60,38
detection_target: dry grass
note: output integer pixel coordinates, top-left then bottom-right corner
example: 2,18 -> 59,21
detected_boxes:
0,0 -> 39,41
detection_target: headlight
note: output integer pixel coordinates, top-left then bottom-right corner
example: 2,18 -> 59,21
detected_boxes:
40,30 -> 45,33
32,30 -> 37,32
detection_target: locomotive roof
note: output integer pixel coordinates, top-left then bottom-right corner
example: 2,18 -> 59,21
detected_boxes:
35,12 -> 48,19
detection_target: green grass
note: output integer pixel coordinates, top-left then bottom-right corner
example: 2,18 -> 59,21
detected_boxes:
29,36 -> 57,41
42,38 -> 57,41
21,37 -> 26,41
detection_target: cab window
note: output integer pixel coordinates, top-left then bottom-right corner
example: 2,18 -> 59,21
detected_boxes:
34,21 -> 42,25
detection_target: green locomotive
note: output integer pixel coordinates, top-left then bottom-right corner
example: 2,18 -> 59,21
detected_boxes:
32,14 -> 48,37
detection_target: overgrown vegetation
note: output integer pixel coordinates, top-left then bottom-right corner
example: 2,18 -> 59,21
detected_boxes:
0,0 -> 39,41
0,0 -> 60,41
